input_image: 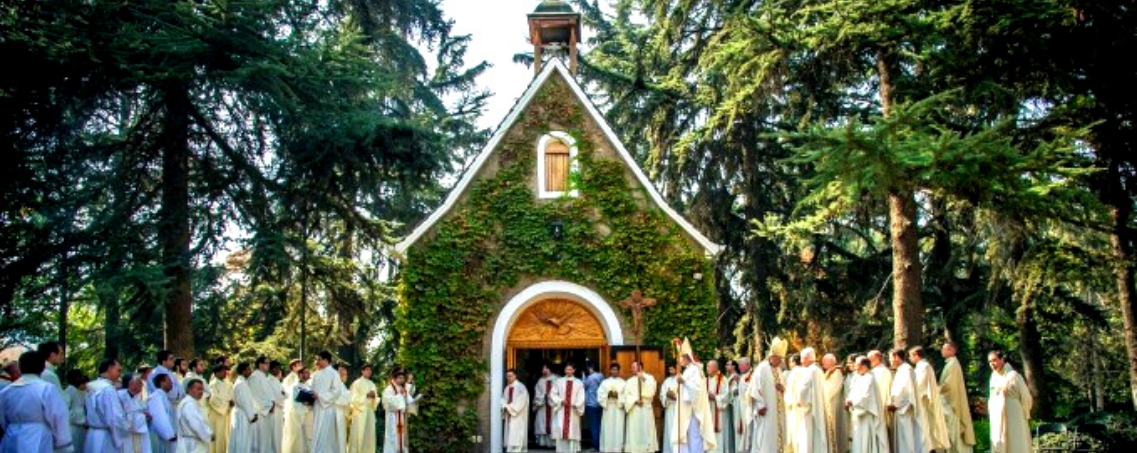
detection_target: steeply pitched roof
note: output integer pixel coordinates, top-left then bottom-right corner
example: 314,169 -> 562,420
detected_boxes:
393,59 -> 723,257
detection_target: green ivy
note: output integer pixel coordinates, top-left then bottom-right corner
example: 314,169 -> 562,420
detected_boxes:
396,75 -> 718,453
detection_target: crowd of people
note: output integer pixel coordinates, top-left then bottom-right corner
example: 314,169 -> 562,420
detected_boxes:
0,345 -> 420,453
508,338 -> 1033,453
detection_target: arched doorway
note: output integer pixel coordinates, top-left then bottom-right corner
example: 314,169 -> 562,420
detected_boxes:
489,281 -> 624,453
507,298 -> 609,379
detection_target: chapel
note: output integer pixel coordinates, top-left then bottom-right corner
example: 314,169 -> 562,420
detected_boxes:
392,2 -> 722,451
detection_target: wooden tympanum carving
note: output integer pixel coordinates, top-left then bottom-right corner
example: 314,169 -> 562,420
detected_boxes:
508,298 -> 606,348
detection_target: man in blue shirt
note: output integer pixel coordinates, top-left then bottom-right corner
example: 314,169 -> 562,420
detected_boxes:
583,362 -> 604,450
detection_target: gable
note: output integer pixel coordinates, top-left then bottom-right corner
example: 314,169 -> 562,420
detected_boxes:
393,59 -> 722,257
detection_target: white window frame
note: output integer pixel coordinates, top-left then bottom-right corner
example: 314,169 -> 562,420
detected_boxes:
536,131 -> 580,199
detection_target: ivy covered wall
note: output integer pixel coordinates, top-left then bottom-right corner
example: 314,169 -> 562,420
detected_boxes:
396,74 -> 719,453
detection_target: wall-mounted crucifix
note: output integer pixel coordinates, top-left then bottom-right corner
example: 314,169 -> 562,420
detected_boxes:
620,289 -> 656,355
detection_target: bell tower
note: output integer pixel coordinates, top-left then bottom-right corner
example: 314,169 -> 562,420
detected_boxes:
528,0 -> 581,76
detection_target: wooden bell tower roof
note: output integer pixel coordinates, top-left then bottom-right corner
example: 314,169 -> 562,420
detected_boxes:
527,0 -> 581,75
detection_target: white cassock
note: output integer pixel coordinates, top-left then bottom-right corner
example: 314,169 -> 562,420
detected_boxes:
229,376 -> 262,453
845,374 -> 888,453
842,372 -> 854,453
869,366 -> 892,443
889,364 -> 921,453
333,379 -> 351,452
596,377 -> 626,452
269,377 -> 286,453
988,366 -> 1031,453
549,376 -> 585,453
621,373 -> 657,453
148,389 -> 178,453
178,397 -> 214,453
790,365 -> 828,453
660,377 -> 679,453
119,389 -> 152,453
65,384 -> 88,453
913,361 -> 948,452
348,378 -> 379,453
206,376 -> 233,453
674,364 -> 716,453
309,367 -> 343,453
707,373 -> 730,453
501,380 -> 529,452
532,375 -> 559,448
746,360 -> 783,453
381,382 -> 417,453
732,372 -> 752,453
938,358 -> 973,453
0,374 -> 73,453
282,382 -> 313,453
150,367 -> 185,406
822,369 -> 847,453
783,368 -> 799,453
247,371 -> 276,453
84,378 -> 132,453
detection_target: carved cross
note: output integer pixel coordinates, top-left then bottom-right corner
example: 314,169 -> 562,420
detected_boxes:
620,289 -> 656,346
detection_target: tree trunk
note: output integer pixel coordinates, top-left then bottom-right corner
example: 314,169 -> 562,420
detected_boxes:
1109,201 -> 1137,411
1016,277 -> 1048,418
930,196 -> 957,344
160,83 -> 195,358
57,261 -> 69,365
878,47 -> 924,349
98,276 -> 121,360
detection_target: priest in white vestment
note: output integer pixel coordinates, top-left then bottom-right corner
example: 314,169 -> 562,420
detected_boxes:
501,369 -> 529,453
206,366 -> 233,453
229,363 -> 263,453
533,365 -> 559,448
549,363 -> 585,453
821,355 -> 846,453
706,361 -> 731,453
660,365 -> 679,453
622,361 -> 658,453
381,368 -> 418,453
0,352 -> 73,453
938,344 -> 973,453
986,352 -> 1030,453
672,338 -> 716,453
119,378 -> 153,453
85,359 -> 132,453
334,366 -> 352,451
248,359 -> 276,453
64,371 -> 88,453
348,366 -> 380,453
746,337 -> 787,453
866,351 -> 892,450
783,355 -> 801,453
269,365 -> 287,453
148,375 -> 179,453
908,348 -> 948,452
845,359 -> 887,453
309,352 -> 344,453
282,368 -> 313,453
151,351 -> 186,406
723,361 -> 739,453
887,350 -> 921,453
732,358 -> 753,453
596,363 -> 626,453
790,349 -> 828,453
178,379 -> 214,453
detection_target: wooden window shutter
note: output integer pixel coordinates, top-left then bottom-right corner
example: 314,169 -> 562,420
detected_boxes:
545,139 -> 570,192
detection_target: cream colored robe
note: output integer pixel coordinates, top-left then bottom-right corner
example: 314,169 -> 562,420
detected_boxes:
869,365 -> 892,450
178,397 -> 214,453
533,375 -> 559,448
621,373 -> 658,453
889,364 -> 921,453
501,380 -> 529,452
660,376 -> 679,453
791,365 -> 828,453
309,367 -> 344,453
281,381 -> 313,453
823,369 -> 847,453
784,368 -> 799,453
381,382 -> 417,453
348,378 -> 379,453
707,373 -> 731,453
988,366 -> 1030,453
733,371 -> 753,453
938,358 -> 974,453
913,361 -> 948,452
746,360 -> 783,453
207,376 -> 233,453
228,376 -> 261,453
845,373 -> 887,453
596,377 -> 626,452
247,370 -> 276,453
673,363 -> 716,453
549,376 -> 585,453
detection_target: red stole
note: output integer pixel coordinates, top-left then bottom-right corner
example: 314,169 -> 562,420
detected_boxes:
391,382 -> 405,452
708,374 -> 722,432
562,379 -> 574,439
545,380 -> 553,432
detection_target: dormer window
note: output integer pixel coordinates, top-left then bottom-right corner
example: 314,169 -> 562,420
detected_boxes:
537,132 -> 579,198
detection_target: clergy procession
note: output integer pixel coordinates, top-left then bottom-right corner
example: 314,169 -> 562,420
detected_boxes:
0,345 -> 421,453
500,338 -> 1031,453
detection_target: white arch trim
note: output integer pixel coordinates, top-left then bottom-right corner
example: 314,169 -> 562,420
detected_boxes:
489,281 -> 624,453
536,131 -> 580,199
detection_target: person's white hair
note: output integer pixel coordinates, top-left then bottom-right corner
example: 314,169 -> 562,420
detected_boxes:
738,357 -> 751,366
801,347 -> 817,362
